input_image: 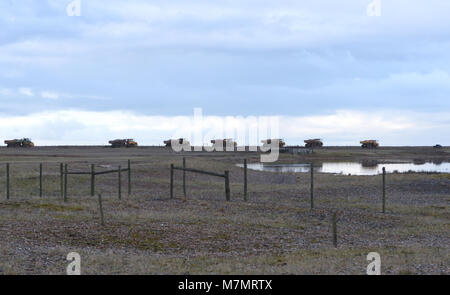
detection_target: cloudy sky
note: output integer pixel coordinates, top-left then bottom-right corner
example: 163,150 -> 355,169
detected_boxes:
1,0 -> 449,146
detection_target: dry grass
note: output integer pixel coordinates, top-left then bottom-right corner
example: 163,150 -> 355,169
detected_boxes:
0,146 -> 448,274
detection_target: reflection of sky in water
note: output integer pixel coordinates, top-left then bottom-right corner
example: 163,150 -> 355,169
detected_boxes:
237,162 -> 450,176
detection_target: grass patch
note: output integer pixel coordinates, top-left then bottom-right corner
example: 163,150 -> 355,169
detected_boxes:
31,203 -> 84,212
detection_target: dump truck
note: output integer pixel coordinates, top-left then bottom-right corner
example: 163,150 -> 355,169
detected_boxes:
360,140 -> 379,149
4,138 -> 35,148
108,139 -> 138,148
261,139 -> 286,148
164,138 -> 190,147
211,139 -> 237,149
304,139 -> 323,148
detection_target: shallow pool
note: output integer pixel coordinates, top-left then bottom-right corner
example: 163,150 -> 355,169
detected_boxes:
237,162 -> 450,176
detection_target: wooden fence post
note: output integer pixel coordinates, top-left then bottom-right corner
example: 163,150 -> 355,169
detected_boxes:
98,194 -> 104,226
128,159 -> 131,196
170,164 -> 174,199
332,212 -> 337,248
39,163 -> 43,198
90,164 -> 95,197
64,164 -> 68,202
6,163 -> 10,200
118,165 -> 122,200
225,170 -> 231,201
183,157 -> 186,200
382,167 -> 386,213
310,163 -> 314,209
60,163 -> 63,199
244,159 -> 248,201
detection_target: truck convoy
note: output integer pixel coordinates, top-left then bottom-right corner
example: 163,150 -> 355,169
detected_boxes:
108,139 -> 138,148
0,137 -> 390,149
4,138 -> 34,148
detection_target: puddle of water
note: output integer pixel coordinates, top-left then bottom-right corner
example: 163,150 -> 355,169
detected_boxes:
237,162 -> 450,175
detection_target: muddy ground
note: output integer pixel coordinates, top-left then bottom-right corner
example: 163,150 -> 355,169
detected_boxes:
0,146 -> 448,274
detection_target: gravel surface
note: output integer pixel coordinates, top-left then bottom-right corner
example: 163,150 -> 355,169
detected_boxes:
0,146 -> 448,274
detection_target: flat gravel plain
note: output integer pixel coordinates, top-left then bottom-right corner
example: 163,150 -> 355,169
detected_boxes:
0,146 -> 448,274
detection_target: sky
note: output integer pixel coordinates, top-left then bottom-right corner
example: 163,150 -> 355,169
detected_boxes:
1,0 -> 450,146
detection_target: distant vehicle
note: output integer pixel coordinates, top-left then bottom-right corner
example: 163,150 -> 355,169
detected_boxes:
360,140 -> 379,148
361,160 -> 379,167
108,139 -> 138,148
164,138 -> 190,147
434,144 -> 443,149
261,139 -> 286,148
304,139 -> 323,148
4,138 -> 34,148
211,139 -> 237,149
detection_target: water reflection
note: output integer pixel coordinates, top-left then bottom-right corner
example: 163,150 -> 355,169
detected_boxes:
238,162 -> 450,175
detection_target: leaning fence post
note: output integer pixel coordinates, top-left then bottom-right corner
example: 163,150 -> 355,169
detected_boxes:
225,170 -> 231,201
332,212 -> 337,248
90,164 -> 95,197
6,163 -> 10,200
170,164 -> 174,199
39,163 -> 43,198
118,165 -> 122,200
382,167 -> 386,213
244,159 -> 248,201
310,163 -> 314,209
127,159 -> 131,196
60,163 -> 63,199
183,157 -> 187,200
64,164 -> 68,202
97,194 -> 105,226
